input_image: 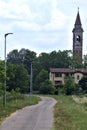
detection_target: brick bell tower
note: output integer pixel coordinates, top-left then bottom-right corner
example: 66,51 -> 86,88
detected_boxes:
72,9 -> 84,62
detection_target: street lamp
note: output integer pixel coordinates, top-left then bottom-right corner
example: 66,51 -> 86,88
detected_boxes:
30,62 -> 33,99
3,33 -> 13,106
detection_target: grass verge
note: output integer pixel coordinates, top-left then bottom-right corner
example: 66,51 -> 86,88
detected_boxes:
0,93 -> 41,124
52,95 -> 87,130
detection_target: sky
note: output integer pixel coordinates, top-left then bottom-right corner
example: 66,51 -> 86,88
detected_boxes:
0,0 -> 87,59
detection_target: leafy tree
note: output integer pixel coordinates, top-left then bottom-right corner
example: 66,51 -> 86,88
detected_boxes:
7,49 -> 20,64
23,49 -> 36,74
64,76 -> 75,95
36,52 -> 50,71
71,55 -> 83,68
0,60 -> 4,95
7,63 -> 30,93
79,76 -> 87,93
7,49 -> 37,74
19,48 -> 27,63
39,79 -> 55,94
34,69 -> 49,90
55,84 -> 64,95
83,54 -> 87,68
49,50 -> 72,68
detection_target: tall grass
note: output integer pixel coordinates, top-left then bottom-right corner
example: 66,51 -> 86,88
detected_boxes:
53,95 -> 87,130
0,93 -> 41,124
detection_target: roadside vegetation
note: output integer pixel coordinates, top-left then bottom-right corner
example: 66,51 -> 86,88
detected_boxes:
52,95 -> 87,130
0,92 -> 40,124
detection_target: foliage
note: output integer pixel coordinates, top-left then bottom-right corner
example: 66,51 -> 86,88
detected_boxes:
71,55 -> 83,68
23,49 -> 36,73
83,54 -> 87,68
7,49 -> 20,64
49,50 -> 72,68
39,79 -> 55,94
55,84 -> 64,95
7,63 -> 30,93
7,49 -> 73,72
34,69 -> 49,90
7,49 -> 37,74
0,61 -> 4,95
52,95 -> 87,130
79,76 -> 87,93
64,76 -> 75,95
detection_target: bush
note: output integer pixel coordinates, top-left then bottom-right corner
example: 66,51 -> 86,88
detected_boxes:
54,84 -> 64,95
39,79 -> 55,94
35,69 -> 49,91
79,76 -> 87,93
64,76 -> 75,95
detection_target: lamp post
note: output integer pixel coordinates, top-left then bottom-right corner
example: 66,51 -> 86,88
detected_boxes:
3,33 -> 13,106
30,62 -> 33,99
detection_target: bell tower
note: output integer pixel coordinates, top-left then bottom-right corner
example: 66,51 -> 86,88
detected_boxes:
72,9 -> 84,62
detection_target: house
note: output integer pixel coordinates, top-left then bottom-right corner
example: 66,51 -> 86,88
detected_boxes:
49,68 -> 87,85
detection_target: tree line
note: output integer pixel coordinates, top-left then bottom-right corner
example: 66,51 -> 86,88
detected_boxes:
0,48 -> 87,95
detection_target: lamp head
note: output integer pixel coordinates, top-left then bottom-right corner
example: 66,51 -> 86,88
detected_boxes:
5,33 -> 13,37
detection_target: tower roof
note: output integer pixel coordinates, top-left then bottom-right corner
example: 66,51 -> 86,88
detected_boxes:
75,10 -> 82,25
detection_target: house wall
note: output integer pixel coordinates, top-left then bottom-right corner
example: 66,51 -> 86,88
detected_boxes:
74,72 -> 83,84
49,72 -> 84,85
49,72 -> 65,85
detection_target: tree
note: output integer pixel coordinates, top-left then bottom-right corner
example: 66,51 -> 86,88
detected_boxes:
83,54 -> 87,68
49,50 -> 72,68
0,60 -> 4,95
36,52 -> 50,71
23,49 -> 36,74
71,55 -> 83,68
34,69 -> 49,90
7,49 -> 20,64
7,49 -> 37,74
39,79 -> 55,94
79,76 -> 87,93
64,76 -> 75,95
7,63 -> 30,93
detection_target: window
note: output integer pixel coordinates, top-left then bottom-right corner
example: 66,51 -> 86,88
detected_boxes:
55,73 -> 62,77
55,81 -> 62,84
77,75 -> 80,80
76,35 -> 80,42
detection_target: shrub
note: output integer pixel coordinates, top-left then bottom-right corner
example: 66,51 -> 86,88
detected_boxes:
79,76 -> 87,93
39,79 -> 55,94
64,76 -> 75,95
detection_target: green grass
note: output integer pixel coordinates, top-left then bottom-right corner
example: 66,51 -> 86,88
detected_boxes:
52,95 -> 87,130
0,93 -> 41,124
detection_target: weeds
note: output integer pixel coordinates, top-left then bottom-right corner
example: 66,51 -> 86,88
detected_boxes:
53,95 -> 87,130
0,93 -> 40,124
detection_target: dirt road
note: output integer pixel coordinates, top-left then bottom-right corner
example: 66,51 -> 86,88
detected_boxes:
0,96 -> 56,130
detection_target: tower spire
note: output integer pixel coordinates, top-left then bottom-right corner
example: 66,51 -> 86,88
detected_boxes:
75,8 -> 81,26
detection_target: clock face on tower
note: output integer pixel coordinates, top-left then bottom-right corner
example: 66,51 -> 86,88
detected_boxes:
76,35 -> 80,42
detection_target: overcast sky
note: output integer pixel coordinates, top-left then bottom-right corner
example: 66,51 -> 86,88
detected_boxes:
0,0 -> 87,59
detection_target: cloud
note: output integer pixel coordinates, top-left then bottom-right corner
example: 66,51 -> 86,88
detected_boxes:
0,0 -> 67,32
0,1 -> 33,20
44,9 -> 67,31
14,21 -> 41,31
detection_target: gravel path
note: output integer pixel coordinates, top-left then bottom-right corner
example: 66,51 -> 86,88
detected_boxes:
0,96 -> 56,130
